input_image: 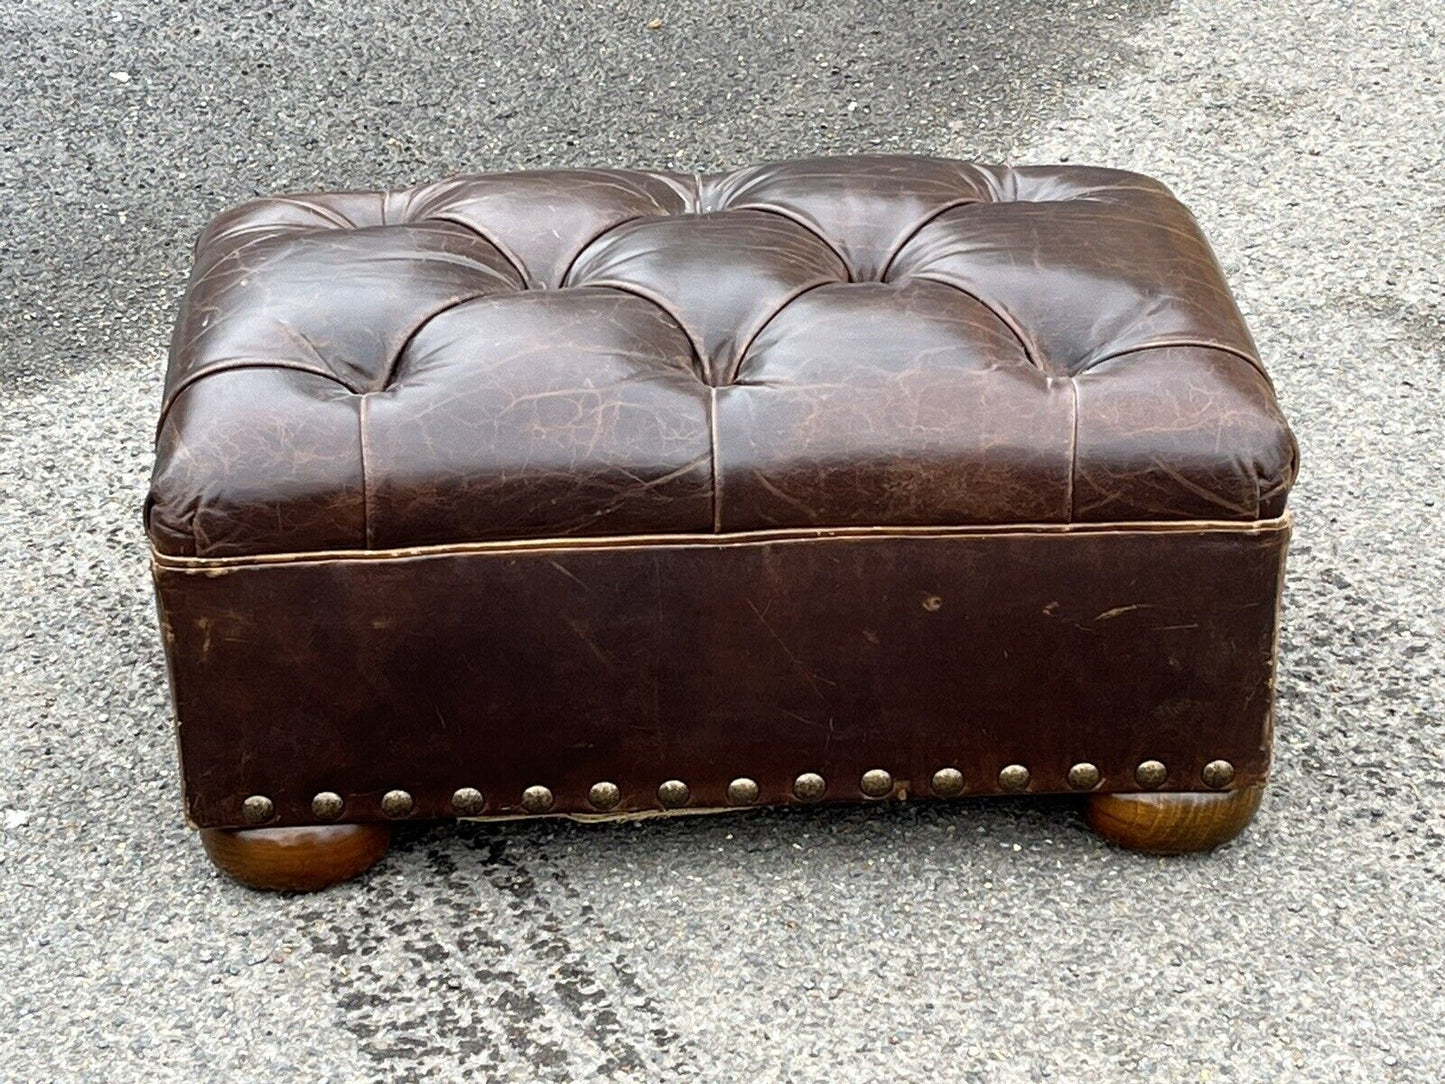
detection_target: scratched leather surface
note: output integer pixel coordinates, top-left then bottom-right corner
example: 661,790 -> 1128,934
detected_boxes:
147,156 -> 1297,557
156,524 -> 1288,827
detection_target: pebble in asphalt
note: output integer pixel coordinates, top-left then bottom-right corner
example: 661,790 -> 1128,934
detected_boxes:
1,0 -> 1442,1081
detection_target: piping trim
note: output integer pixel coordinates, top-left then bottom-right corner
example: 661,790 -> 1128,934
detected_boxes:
153,512 -> 1293,571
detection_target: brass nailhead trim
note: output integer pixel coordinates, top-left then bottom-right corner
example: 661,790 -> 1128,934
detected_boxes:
998,764 -> 1030,792
451,787 -> 486,816
279,759 -> 1229,822
1066,763 -> 1101,791
1135,760 -> 1168,789
931,767 -> 965,798
657,779 -> 691,808
793,772 -> 826,802
727,777 -> 760,806
1201,759 -> 1236,789
241,795 -> 274,825
381,789 -> 414,818
588,781 -> 622,811
859,768 -> 893,798
311,791 -> 344,820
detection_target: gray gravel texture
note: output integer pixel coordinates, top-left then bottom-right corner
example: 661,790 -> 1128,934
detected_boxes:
2,0 -> 1443,1081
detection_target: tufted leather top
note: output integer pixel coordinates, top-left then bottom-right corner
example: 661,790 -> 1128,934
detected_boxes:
147,156 -> 1297,558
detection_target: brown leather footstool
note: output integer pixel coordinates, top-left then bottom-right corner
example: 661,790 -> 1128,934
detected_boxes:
148,156 -> 1297,890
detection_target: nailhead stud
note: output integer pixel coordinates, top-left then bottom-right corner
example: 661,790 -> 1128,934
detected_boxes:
657,779 -> 691,808
793,772 -> 826,802
241,795 -> 274,825
1135,760 -> 1168,789
311,791 -> 344,820
520,785 -> 554,814
588,781 -> 622,811
381,790 -> 414,818
1067,763 -> 1101,791
727,778 -> 760,806
451,787 -> 486,816
998,764 -> 1030,792
931,768 -> 965,798
860,769 -> 894,799
1201,760 -> 1236,789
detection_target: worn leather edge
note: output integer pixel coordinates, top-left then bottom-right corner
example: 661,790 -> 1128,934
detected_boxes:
153,511 -> 1293,571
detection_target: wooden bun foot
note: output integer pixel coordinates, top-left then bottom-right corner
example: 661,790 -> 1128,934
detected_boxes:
1086,785 -> 1264,855
200,823 -> 392,891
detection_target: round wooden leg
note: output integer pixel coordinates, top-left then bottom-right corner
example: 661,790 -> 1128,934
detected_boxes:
1086,785 -> 1264,855
200,824 -> 392,891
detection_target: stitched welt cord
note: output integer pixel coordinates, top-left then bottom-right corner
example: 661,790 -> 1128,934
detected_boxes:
152,512 -> 1294,570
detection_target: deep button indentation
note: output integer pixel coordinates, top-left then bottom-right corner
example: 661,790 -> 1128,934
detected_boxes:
150,158 -> 1287,559
161,220 -> 526,423
884,196 -> 1260,378
391,169 -> 694,289
700,155 -> 1001,280
359,287 -> 715,548
564,210 -> 848,387
713,278 -> 1074,531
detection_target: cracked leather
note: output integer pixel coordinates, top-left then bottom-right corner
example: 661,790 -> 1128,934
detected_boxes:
147,156 -> 1296,557
147,156 -> 1297,829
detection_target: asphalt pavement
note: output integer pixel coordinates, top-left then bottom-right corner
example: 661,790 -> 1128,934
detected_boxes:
1,1 -> 1442,1081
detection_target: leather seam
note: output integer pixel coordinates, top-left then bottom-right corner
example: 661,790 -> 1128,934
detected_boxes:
156,360 -> 360,437
1078,339 -> 1273,384
877,197 -> 983,283
377,291 -> 494,390
557,214 -> 649,289
267,196 -> 358,232
579,281 -> 708,382
358,393 -> 373,549
708,386 -> 721,532
152,512 -> 1294,569
906,273 -> 1040,369
1066,375 -> 1080,523
730,204 -> 854,281
728,277 -> 842,386
422,213 -> 530,288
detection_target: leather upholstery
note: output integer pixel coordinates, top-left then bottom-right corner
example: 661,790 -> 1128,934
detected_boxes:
149,156 -> 1298,830
147,156 -> 1296,558
156,521 -> 1288,828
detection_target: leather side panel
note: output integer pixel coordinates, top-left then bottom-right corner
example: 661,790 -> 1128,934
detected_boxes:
155,523 -> 1289,828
